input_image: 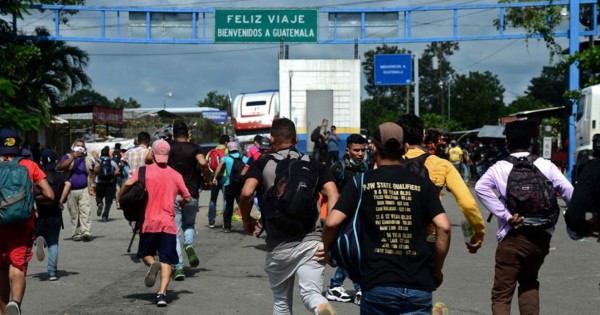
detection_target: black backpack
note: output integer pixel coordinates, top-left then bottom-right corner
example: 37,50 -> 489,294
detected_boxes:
262,150 -> 320,233
400,153 -> 442,192
97,156 -> 114,182
310,127 -> 320,143
119,166 -> 148,223
505,155 -> 559,229
228,155 -> 245,185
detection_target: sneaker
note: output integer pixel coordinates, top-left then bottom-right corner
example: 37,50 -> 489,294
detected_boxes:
48,275 -> 58,281
6,301 -> 20,315
325,286 -> 352,303
209,221 -> 215,229
173,266 -> 185,281
101,217 -> 108,223
97,203 -> 103,216
156,293 -> 167,307
185,244 -> 199,267
72,235 -> 82,242
81,234 -> 92,242
315,302 -> 336,315
145,261 -> 161,287
354,291 -> 362,306
35,236 -> 45,261
223,228 -> 231,233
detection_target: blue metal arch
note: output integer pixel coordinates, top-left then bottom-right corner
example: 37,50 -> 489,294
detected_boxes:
14,1 -> 599,180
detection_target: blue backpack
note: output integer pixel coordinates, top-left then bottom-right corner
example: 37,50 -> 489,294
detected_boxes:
328,173 -> 365,282
0,157 -> 35,224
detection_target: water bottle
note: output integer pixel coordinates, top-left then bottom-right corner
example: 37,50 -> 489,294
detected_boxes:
461,220 -> 474,243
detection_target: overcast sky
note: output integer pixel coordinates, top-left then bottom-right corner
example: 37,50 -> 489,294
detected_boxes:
12,0 -> 574,109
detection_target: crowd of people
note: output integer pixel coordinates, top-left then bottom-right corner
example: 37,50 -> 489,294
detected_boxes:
0,113 -> 597,314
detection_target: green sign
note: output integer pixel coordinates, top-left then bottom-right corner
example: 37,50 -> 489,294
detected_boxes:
215,9 -> 318,43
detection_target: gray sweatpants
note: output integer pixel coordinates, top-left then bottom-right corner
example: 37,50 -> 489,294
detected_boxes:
265,240 -> 328,315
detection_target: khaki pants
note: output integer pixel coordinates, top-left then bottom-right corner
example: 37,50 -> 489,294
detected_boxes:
67,188 -> 92,237
491,229 -> 551,315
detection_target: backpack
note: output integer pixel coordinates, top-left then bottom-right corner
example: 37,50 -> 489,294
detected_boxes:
262,150 -> 320,233
97,156 -> 114,182
207,148 -> 225,173
119,166 -> 148,223
0,157 -> 35,224
505,155 -> 559,229
400,153 -> 442,192
328,173 -> 365,282
311,127 -> 320,143
111,150 -> 121,165
228,154 -> 245,185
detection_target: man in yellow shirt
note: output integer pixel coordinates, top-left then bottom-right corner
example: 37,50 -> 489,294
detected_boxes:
397,114 -> 485,252
448,140 -> 463,172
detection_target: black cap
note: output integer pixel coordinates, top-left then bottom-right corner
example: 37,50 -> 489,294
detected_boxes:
40,148 -> 57,170
0,128 -> 21,156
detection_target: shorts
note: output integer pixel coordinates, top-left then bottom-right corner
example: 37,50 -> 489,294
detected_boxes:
137,232 -> 178,265
0,222 -> 35,274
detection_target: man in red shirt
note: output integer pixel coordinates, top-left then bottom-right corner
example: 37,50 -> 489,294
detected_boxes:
0,128 -> 54,315
120,139 -> 191,307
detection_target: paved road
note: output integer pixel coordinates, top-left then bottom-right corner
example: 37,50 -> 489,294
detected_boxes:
22,188 -> 600,314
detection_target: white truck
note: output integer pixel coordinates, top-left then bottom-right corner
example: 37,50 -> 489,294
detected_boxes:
231,90 -> 279,149
574,84 -> 600,180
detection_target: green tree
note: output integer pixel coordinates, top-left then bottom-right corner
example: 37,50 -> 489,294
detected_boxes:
61,89 -> 111,108
360,97 -> 400,134
526,64 -> 568,107
494,0 -> 563,56
113,96 -> 142,109
196,90 -> 230,110
418,42 -> 460,116
502,95 -> 548,117
0,1 -> 88,131
451,71 -> 505,130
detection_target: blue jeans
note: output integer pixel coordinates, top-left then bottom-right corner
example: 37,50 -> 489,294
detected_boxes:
330,267 -> 361,292
208,176 -> 226,225
360,285 -> 432,315
174,197 -> 198,268
35,217 -> 61,277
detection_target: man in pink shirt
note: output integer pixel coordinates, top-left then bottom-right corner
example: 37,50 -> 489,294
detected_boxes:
475,120 -> 573,315
120,139 -> 191,307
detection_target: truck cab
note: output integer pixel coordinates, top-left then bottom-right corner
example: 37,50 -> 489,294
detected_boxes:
231,90 -> 279,148
574,84 -> 600,181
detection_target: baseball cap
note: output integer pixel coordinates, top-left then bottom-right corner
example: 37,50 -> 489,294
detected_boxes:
259,137 -> 271,150
152,139 -> 170,164
0,127 -> 21,156
227,141 -> 239,152
40,148 -> 57,171
372,122 -> 404,152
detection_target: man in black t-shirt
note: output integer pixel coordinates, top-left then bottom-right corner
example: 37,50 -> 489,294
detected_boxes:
320,122 -> 451,314
167,121 -> 211,281
239,118 -> 339,315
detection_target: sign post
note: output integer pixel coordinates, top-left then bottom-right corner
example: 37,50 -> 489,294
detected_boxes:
215,9 -> 318,43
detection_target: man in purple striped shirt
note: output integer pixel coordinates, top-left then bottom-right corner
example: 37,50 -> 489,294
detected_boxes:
475,120 -> 573,315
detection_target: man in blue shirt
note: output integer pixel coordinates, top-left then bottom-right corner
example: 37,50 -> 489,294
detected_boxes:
212,142 -> 248,233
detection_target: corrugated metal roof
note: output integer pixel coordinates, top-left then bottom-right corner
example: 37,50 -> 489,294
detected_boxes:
477,125 -> 505,138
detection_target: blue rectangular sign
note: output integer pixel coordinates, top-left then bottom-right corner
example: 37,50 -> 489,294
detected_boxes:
374,54 -> 412,85
202,110 -> 228,124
